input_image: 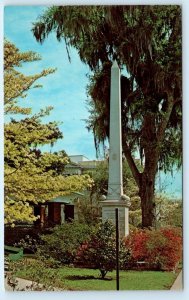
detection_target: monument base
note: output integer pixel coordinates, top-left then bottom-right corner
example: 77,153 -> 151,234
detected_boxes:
101,200 -> 130,237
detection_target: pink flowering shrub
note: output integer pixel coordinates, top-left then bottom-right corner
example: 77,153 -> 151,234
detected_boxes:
124,227 -> 182,271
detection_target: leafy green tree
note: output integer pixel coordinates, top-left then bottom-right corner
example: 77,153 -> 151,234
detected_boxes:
74,196 -> 100,226
32,6 -> 182,227
4,40 -> 93,225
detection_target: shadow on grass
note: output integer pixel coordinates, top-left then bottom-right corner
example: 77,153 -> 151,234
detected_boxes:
64,275 -> 113,281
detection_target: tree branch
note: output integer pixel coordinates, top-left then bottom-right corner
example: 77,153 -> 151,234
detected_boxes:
122,141 -> 141,187
157,96 -> 174,145
5,75 -> 43,105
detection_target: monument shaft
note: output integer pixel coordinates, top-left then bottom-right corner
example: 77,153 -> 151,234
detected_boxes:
101,61 -> 130,237
107,60 -> 123,200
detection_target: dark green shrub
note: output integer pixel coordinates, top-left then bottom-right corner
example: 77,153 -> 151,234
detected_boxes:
37,221 -> 92,265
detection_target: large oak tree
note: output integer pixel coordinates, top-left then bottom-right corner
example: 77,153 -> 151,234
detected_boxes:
32,5 -> 182,227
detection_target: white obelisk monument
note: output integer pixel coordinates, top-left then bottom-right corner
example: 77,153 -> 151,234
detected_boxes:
101,61 -> 130,237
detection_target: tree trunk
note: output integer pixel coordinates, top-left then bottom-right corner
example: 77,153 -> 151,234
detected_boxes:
138,101 -> 174,227
139,171 -> 156,228
139,112 -> 159,228
123,113 -> 159,228
123,140 -> 158,228
100,269 -> 107,279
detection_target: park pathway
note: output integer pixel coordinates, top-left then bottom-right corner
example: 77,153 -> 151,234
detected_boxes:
170,270 -> 183,290
4,276 -> 62,291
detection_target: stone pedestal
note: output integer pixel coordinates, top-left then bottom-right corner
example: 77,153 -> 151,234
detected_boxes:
101,200 -> 130,237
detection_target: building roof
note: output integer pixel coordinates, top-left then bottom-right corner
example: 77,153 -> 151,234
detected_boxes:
69,155 -> 90,163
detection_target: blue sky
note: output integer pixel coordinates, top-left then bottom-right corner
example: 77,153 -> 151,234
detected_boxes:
4,5 -> 182,199
4,5 -> 98,160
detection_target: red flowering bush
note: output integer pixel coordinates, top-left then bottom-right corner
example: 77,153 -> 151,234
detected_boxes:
124,229 -> 149,262
124,227 -> 182,271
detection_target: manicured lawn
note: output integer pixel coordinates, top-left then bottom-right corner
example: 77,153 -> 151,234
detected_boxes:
16,264 -> 178,290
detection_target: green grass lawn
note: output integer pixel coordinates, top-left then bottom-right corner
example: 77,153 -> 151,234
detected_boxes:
15,263 -> 178,291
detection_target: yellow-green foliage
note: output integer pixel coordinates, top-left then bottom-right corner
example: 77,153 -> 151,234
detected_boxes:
4,39 -> 55,115
4,40 -> 93,225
